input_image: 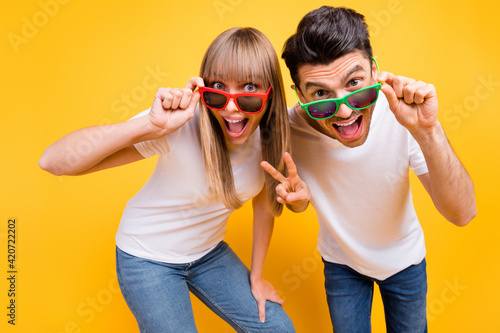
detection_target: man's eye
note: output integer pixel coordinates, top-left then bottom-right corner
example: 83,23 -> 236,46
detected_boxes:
314,90 -> 327,98
349,79 -> 361,87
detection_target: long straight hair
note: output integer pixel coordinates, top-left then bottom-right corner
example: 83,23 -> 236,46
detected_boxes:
199,27 -> 290,216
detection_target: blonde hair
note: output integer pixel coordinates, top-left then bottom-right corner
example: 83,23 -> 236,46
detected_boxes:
199,27 -> 290,216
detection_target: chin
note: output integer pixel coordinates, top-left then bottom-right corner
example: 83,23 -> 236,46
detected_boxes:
339,134 -> 369,148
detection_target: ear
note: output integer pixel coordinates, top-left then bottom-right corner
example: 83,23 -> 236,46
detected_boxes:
371,56 -> 379,78
293,85 -> 306,104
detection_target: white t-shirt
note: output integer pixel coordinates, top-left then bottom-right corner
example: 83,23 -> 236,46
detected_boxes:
115,107 -> 265,263
289,94 -> 429,280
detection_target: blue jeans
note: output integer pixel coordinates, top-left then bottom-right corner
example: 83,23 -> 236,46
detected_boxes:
116,242 -> 295,333
323,258 -> 427,333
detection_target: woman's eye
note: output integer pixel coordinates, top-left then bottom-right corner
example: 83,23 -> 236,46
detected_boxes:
212,82 -> 224,90
244,84 -> 257,92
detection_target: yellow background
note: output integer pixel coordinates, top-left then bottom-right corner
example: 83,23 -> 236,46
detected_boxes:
1,0 -> 499,332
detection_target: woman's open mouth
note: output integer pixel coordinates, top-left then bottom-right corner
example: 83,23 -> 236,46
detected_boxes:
223,117 -> 249,137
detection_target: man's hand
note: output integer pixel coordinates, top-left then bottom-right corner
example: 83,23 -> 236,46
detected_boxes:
261,152 -> 310,212
378,71 -> 439,135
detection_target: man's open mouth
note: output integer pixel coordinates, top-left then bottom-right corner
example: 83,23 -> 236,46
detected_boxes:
332,115 -> 363,140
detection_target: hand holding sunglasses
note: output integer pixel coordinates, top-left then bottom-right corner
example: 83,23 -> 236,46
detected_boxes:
377,71 -> 439,133
148,77 -> 203,137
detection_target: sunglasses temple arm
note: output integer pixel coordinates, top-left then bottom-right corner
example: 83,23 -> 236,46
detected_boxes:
294,87 -> 305,108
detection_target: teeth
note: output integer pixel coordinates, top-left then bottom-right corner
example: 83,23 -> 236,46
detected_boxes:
225,118 -> 244,123
336,119 -> 356,127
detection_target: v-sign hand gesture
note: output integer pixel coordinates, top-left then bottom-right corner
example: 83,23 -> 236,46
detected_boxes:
378,71 -> 439,135
261,152 -> 311,213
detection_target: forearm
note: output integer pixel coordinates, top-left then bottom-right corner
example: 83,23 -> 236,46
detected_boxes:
39,116 -> 159,176
250,190 -> 275,281
412,122 -> 477,226
251,218 -> 274,280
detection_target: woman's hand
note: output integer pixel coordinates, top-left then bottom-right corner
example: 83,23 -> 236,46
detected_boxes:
147,77 -> 204,137
261,152 -> 311,212
250,275 -> 284,323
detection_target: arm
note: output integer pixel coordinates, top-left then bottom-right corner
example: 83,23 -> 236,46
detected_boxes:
378,72 -> 477,226
250,186 -> 284,323
415,127 -> 476,226
39,77 -> 203,176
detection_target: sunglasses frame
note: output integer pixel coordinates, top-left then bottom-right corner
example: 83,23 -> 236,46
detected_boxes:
295,83 -> 382,120
295,57 -> 381,120
199,86 -> 272,114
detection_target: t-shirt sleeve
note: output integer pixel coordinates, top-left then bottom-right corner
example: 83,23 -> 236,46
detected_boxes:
129,109 -> 170,158
409,136 -> 428,176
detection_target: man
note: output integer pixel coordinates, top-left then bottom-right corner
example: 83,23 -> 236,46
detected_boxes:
262,5 -> 476,332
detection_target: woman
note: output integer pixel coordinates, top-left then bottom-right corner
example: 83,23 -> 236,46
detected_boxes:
39,27 -> 295,332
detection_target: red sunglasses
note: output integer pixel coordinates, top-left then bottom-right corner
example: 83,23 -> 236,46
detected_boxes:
199,86 -> 272,113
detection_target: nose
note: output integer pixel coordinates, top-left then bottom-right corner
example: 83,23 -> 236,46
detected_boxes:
225,98 -> 239,112
334,103 -> 354,119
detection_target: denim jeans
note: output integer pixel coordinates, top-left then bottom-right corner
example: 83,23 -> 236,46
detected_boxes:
323,258 -> 427,333
116,242 -> 295,333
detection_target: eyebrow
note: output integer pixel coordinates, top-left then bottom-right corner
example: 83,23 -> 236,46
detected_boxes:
303,65 -> 366,92
341,65 -> 365,83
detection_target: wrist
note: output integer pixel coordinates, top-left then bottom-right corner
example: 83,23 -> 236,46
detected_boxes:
410,121 -> 446,149
250,271 -> 263,283
137,115 -> 169,141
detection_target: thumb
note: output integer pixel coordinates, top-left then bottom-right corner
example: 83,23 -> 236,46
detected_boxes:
186,90 -> 200,112
258,300 -> 266,323
380,82 -> 399,114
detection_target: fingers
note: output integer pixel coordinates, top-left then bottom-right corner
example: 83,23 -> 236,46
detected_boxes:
377,70 -> 392,83
380,82 -> 400,112
258,300 -> 266,323
186,76 -> 204,90
260,161 -> 286,183
152,77 -> 204,112
155,87 -> 199,111
275,183 -> 289,203
379,71 -> 436,106
257,295 -> 284,323
185,90 -> 200,117
284,189 -> 310,204
283,152 -> 297,179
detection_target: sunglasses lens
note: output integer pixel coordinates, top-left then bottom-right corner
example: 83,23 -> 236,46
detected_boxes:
236,96 -> 264,113
202,91 -> 227,109
347,88 -> 378,109
307,100 -> 338,119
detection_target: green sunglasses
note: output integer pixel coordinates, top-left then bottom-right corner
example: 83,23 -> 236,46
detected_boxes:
296,57 -> 381,120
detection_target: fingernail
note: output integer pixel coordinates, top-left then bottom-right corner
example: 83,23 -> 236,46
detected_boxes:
260,317 -> 265,323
